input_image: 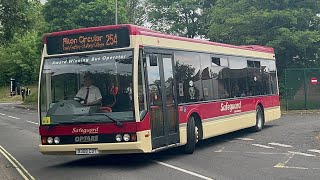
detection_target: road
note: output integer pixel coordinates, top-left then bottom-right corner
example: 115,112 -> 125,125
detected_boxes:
0,103 -> 320,180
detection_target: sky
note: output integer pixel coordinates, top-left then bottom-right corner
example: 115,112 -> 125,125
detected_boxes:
40,0 -> 46,4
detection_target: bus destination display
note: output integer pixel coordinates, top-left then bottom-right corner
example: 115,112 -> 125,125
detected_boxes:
46,28 -> 130,55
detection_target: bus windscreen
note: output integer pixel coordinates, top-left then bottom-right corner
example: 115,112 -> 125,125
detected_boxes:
46,28 -> 130,55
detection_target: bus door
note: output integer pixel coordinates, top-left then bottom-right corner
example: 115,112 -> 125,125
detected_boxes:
146,53 -> 179,149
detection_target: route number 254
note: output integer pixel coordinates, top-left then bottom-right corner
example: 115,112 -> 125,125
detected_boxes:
106,34 -> 118,46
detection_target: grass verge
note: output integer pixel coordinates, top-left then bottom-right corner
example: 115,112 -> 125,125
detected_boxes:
0,85 -> 37,105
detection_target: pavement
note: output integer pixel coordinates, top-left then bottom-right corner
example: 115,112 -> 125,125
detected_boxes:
13,104 -> 37,111
11,103 -> 37,111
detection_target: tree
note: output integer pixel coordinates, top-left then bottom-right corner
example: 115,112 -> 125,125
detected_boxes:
148,0 -> 208,38
205,0 -> 320,73
42,0 -> 86,32
43,0 -> 129,32
0,0 -> 38,43
0,0 -> 43,86
126,0 -> 149,25
0,31 -> 40,86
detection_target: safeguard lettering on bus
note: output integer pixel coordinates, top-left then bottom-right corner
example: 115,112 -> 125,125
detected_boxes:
72,127 -> 99,134
62,33 -> 118,51
220,101 -> 242,113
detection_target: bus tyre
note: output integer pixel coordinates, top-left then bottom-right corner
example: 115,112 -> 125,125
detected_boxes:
253,106 -> 264,132
184,116 -> 196,154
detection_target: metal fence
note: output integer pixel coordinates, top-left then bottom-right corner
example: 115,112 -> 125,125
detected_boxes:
284,68 -> 320,110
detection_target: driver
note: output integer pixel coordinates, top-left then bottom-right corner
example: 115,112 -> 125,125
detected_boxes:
76,74 -> 102,106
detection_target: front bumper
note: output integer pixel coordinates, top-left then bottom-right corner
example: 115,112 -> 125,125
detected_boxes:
39,130 -> 152,155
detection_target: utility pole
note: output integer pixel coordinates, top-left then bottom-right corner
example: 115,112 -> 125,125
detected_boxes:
115,0 -> 118,25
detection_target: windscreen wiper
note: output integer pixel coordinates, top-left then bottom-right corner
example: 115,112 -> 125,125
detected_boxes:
46,121 -> 73,130
94,113 -> 123,127
46,121 -> 93,130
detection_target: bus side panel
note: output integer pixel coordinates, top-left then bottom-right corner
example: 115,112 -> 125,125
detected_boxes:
179,124 -> 187,145
202,112 -> 256,139
273,95 -> 281,120
178,95 -> 279,141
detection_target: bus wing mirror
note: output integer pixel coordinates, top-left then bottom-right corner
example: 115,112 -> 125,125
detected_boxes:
149,55 -> 158,66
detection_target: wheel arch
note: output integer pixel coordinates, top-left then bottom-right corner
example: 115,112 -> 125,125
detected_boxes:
189,112 -> 203,140
256,102 -> 265,121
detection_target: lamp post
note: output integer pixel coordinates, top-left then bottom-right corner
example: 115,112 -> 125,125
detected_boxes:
115,0 -> 118,25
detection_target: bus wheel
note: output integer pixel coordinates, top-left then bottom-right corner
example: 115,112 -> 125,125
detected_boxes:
184,116 -> 197,154
253,106 -> 264,132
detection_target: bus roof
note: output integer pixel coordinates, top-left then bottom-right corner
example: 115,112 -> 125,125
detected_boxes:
45,24 -> 275,54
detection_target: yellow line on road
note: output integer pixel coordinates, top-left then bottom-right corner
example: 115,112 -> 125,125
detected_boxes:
274,163 -> 285,168
0,145 -> 35,180
274,153 -> 294,169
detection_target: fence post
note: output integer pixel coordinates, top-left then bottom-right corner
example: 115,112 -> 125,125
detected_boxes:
285,69 -> 288,111
304,69 -> 307,110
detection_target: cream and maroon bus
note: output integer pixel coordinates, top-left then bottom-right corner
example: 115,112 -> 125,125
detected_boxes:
39,24 -> 281,155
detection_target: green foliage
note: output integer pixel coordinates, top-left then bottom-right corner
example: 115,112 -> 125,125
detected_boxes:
0,31 -> 41,86
205,0 -> 320,74
0,85 -> 37,103
0,0 -> 43,86
43,0 -> 129,32
42,0 -> 81,31
148,0 -> 212,38
126,0 -> 149,25
0,0 -> 40,43
0,0 -> 30,44
0,86 -> 22,102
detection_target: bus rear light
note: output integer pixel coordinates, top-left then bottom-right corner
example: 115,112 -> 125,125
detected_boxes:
47,137 -> 53,144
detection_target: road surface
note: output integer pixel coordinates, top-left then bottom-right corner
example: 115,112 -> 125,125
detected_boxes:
0,103 -> 320,180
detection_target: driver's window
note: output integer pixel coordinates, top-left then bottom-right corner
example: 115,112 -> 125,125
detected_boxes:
51,73 -> 78,102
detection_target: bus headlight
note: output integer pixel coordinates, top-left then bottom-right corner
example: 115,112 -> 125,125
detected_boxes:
123,134 -> 130,142
47,137 -> 53,144
54,137 -> 60,144
115,134 -> 122,142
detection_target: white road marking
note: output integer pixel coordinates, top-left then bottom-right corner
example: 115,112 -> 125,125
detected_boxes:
236,138 -> 254,141
214,147 -> 225,153
0,113 -> 5,115
308,149 -> 320,154
153,160 -> 214,180
268,142 -> 292,148
288,151 -> 316,157
274,165 -> 309,170
252,144 -> 274,149
8,116 -> 20,119
0,145 -> 35,180
215,150 -> 287,155
26,120 -> 38,125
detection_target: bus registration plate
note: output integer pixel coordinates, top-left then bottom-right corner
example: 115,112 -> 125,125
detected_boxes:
76,148 -> 99,155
